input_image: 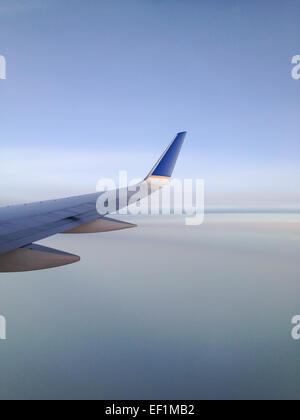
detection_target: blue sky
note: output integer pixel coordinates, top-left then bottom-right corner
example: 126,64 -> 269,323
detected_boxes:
0,0 -> 300,206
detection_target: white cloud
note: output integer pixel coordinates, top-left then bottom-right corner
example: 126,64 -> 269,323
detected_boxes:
1,147 -> 299,210
0,147 -> 152,204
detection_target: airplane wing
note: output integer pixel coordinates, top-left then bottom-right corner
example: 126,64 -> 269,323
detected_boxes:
0,132 -> 186,272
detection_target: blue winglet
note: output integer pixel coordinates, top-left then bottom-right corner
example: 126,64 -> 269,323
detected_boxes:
146,132 -> 187,179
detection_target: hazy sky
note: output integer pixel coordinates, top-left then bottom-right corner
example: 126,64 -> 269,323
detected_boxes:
1,215 -> 300,400
1,0 -> 299,206
1,2 -> 300,400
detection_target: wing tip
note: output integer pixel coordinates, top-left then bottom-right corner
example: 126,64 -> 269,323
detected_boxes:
146,131 -> 187,179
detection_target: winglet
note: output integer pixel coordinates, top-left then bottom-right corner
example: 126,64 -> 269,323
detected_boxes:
146,132 -> 187,180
